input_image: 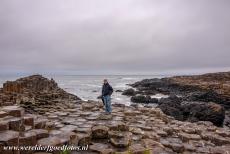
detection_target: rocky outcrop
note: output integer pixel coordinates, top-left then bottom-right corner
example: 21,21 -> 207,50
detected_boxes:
0,75 -> 230,153
130,72 -> 230,127
158,95 -> 225,127
181,101 -> 225,127
0,75 -> 80,114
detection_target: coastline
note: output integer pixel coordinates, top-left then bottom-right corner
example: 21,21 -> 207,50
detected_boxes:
0,73 -> 230,153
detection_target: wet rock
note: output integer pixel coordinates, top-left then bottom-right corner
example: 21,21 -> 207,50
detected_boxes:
77,133 -> 91,146
0,120 -> 9,131
98,114 -> 112,120
30,129 -> 49,139
37,136 -> 63,146
23,115 -> 34,128
131,95 -> 158,104
0,130 -> 19,145
158,94 -> 183,120
89,143 -> 113,153
34,118 -> 47,129
115,89 -> 123,92
8,117 -> 25,131
0,111 -> 8,118
19,131 -> 37,151
160,138 -> 184,153
178,132 -> 201,142
92,125 -> 109,139
109,121 -> 129,131
122,88 -> 136,96
1,106 -> 24,117
129,144 -> 150,154
110,137 -> 131,148
181,101 -> 225,127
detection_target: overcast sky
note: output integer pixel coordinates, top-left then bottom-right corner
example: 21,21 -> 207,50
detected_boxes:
0,0 -> 230,75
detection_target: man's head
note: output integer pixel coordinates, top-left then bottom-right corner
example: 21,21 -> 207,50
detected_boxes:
103,79 -> 108,84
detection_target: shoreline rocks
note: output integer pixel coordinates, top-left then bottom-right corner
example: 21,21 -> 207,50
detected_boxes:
128,72 -> 230,127
0,74 -> 230,153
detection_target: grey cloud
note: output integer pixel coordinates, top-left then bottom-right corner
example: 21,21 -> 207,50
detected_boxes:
0,0 -> 230,75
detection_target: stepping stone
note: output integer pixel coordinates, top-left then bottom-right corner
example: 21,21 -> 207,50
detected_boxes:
89,143 -> 113,153
0,120 -> 9,131
56,112 -> 69,117
8,117 -> 25,131
98,114 -> 112,120
23,116 -> 34,127
49,130 -> 63,136
178,132 -> 201,142
34,119 -> 47,129
30,129 -> 49,139
85,116 -> 98,121
2,106 -> 24,117
92,125 -> 109,139
129,144 -> 150,154
75,127 -> 91,134
45,121 -> 55,130
0,111 -> 8,118
156,130 -> 168,137
110,137 -> 131,148
60,125 -> 77,132
77,133 -> 91,146
19,131 -> 37,146
0,130 -> 19,145
109,121 -> 129,131
37,136 -> 62,146
108,131 -> 132,139
25,125 -> 33,131
82,104 -> 95,110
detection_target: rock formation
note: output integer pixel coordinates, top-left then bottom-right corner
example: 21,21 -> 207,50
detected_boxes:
0,75 -> 80,114
129,72 -> 230,127
0,74 -> 230,154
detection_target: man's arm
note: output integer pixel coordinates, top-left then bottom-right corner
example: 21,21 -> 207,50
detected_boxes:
109,85 -> 113,95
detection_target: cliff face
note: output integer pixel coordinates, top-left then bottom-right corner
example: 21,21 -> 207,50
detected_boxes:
0,75 -> 80,113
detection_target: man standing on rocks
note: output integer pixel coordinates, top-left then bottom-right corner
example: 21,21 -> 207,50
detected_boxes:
102,79 -> 113,114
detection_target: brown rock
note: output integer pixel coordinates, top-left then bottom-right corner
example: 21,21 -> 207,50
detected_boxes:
37,136 -> 62,146
110,137 -> 130,148
0,111 -> 8,118
179,132 -> 201,142
30,129 -> 49,139
89,143 -> 113,154
129,144 -> 150,154
0,120 -> 9,131
34,119 -> 47,129
8,117 -> 25,131
92,125 -> 109,139
77,133 -> 91,146
0,130 -> 19,146
23,115 -> 34,128
2,106 -> 24,117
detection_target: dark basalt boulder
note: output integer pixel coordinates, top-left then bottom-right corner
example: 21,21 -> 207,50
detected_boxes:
186,90 -> 222,102
122,88 -> 136,96
157,94 -> 183,120
157,95 -> 225,126
181,101 -> 225,127
131,95 -> 158,104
